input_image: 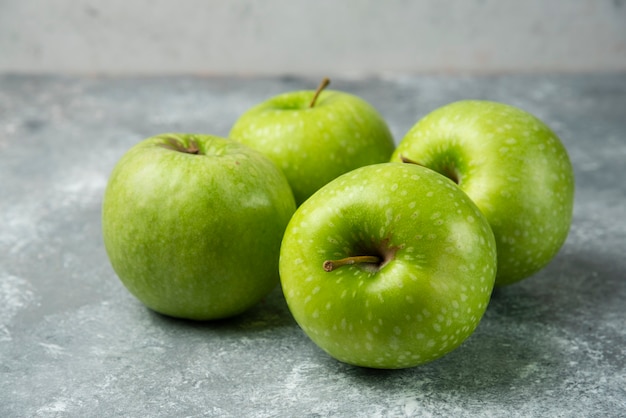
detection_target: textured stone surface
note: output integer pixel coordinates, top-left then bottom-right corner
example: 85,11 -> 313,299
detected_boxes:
2,1 -> 626,75
1,74 -> 625,417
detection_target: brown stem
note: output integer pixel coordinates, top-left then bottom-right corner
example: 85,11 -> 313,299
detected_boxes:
185,139 -> 200,154
401,154 -> 460,184
160,137 -> 201,155
400,154 -> 420,165
309,77 -> 331,108
323,255 -> 381,272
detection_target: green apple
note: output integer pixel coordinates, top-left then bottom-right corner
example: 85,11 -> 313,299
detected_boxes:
279,162 -> 497,369
391,100 -> 574,286
229,78 -> 396,205
102,133 -> 296,320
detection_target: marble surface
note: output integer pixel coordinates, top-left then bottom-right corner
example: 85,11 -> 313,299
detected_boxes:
1,74 -> 625,417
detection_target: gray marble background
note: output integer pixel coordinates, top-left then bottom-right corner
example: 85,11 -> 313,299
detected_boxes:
1,74 -> 625,417
1,0 -> 626,76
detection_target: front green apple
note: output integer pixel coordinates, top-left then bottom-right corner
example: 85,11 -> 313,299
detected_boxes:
280,163 -> 497,369
392,100 -> 574,286
102,134 -> 296,320
229,79 -> 396,205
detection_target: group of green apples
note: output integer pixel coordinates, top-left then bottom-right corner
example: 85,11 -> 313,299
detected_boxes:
102,78 -> 574,369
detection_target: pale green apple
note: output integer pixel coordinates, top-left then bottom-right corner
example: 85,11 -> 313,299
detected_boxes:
280,162 -> 497,369
392,100 -> 574,286
102,134 -> 296,320
229,79 -> 396,205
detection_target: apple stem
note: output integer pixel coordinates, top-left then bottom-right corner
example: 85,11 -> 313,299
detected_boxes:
185,139 -> 200,154
401,154 -> 460,184
400,154 -> 420,165
160,137 -> 201,155
309,77 -> 331,108
323,255 -> 381,272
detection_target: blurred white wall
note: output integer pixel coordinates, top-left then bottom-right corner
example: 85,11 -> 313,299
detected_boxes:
1,0 -> 625,76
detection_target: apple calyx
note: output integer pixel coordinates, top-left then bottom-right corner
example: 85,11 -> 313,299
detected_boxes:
323,255 -> 381,272
160,137 -> 201,155
309,77 -> 331,108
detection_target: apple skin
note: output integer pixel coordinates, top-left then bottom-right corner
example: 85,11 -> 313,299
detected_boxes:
102,134 -> 296,320
391,100 -> 575,286
229,88 -> 396,205
279,162 -> 497,369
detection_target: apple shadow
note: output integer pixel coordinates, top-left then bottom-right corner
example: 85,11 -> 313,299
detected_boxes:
145,284 -> 298,334
336,321 -> 551,398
